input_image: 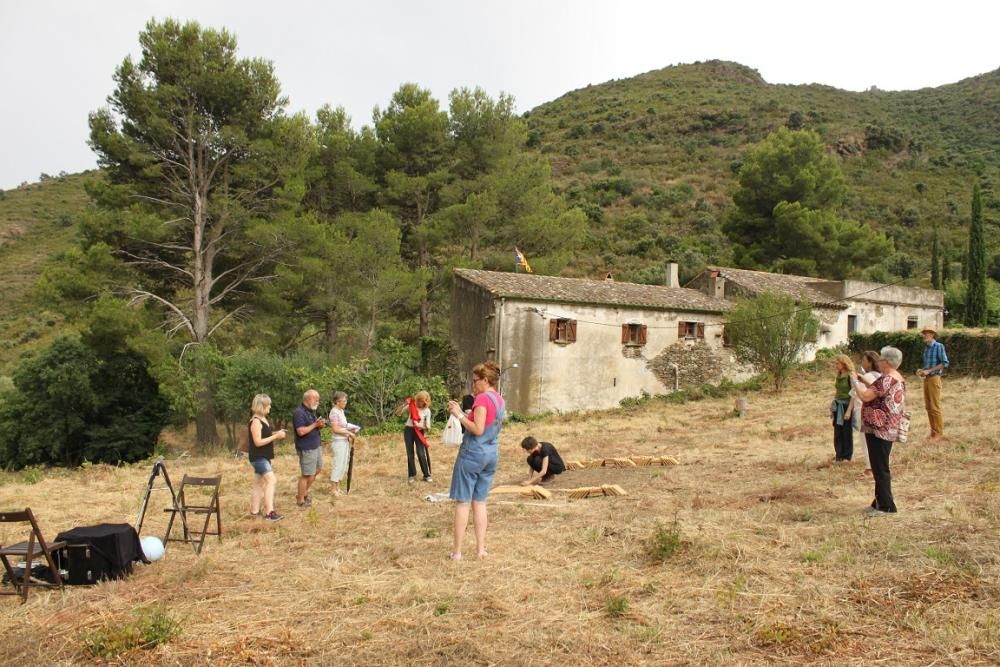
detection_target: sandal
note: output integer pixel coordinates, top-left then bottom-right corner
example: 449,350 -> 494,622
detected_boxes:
448,552 -> 462,561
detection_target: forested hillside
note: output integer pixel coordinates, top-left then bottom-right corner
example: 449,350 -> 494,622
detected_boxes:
526,60 -> 1000,284
2,48 -> 998,459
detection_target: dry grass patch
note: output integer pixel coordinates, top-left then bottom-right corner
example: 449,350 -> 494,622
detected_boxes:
1,370 -> 999,664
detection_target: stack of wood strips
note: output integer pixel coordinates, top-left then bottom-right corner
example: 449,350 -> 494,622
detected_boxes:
489,485 -> 553,500
629,455 -> 680,466
566,484 -> 628,499
564,455 -> 678,469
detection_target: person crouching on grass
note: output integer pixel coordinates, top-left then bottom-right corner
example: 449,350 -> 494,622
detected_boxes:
519,437 -> 566,486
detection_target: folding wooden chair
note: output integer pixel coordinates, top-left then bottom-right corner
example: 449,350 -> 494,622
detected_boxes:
163,475 -> 222,555
0,508 -> 66,603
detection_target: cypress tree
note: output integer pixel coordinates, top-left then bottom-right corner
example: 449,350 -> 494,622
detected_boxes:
965,183 -> 987,327
930,228 -> 941,289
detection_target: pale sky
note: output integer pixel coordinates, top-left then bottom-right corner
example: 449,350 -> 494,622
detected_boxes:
1,0 -> 997,190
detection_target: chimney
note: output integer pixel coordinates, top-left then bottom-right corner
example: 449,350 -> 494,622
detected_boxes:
709,274 -> 726,299
665,262 -> 679,288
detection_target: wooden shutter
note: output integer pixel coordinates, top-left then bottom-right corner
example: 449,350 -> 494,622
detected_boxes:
696,323 -> 705,339
638,324 -> 648,345
566,320 -> 577,343
677,321 -> 686,338
621,324 -> 630,344
549,319 -> 558,342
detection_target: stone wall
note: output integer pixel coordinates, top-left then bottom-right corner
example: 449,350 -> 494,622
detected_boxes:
648,339 -> 728,390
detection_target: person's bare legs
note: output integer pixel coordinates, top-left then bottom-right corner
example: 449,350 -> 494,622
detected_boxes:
452,502 -> 471,559
297,474 -> 316,503
263,472 -> 276,514
471,500 -> 488,557
251,475 -> 264,514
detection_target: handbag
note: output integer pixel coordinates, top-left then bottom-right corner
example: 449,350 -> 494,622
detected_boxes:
442,414 -> 463,447
897,410 -> 911,444
894,380 -> 910,444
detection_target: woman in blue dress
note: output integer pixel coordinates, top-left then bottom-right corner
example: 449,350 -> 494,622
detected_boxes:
447,361 -> 505,560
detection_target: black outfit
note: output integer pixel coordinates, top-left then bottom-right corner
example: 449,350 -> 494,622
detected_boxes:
526,442 -> 565,481
832,399 -> 853,461
865,433 -> 897,512
404,426 -> 432,479
248,417 -> 273,462
460,394 -> 475,433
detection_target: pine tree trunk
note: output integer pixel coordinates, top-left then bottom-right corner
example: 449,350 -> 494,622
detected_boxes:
325,311 -> 338,357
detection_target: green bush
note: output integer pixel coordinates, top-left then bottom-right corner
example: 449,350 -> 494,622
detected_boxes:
649,519 -> 683,562
81,606 -> 179,658
605,595 -> 630,618
300,338 -> 449,427
849,330 -> 1000,377
0,336 -> 168,469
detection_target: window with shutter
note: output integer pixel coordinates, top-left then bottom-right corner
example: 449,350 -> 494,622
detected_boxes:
550,318 -> 577,344
678,321 -> 705,339
623,323 -> 646,346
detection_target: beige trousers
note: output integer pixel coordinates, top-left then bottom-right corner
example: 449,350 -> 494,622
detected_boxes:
922,375 -> 944,436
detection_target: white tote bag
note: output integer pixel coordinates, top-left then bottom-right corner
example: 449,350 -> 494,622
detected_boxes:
442,414 -> 463,447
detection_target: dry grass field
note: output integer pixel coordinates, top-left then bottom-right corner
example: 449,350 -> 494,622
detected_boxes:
1,368 -> 998,665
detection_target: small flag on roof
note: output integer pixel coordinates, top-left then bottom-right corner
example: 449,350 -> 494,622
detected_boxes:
514,246 -> 533,273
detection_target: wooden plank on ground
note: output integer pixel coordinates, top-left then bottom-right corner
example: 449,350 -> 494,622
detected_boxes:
564,485 -> 628,499
489,485 -> 553,500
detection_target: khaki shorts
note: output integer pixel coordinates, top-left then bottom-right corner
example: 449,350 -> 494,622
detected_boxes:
297,448 -> 323,476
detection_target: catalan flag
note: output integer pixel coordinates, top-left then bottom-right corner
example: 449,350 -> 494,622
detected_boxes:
514,246 -> 533,273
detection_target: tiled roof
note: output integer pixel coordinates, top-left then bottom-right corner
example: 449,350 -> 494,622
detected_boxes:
455,269 -> 733,313
704,265 -> 846,308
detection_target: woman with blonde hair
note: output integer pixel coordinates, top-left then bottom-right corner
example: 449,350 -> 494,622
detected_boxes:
395,390 -> 433,483
248,394 -> 287,521
447,361 -> 504,560
831,354 -> 856,462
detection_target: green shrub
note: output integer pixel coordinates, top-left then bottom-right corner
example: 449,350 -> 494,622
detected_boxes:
82,606 -> 179,658
649,519 -> 683,561
605,595 -> 630,618
849,330 -> 1000,377
0,336 -> 168,469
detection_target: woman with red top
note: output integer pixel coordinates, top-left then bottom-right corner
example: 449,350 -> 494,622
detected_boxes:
854,346 -> 906,516
446,361 -> 505,560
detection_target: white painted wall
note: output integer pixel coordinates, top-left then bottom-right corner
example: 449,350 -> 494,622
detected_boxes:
498,299 -> 728,414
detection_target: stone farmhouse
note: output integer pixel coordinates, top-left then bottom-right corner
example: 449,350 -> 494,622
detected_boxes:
450,264 -> 944,415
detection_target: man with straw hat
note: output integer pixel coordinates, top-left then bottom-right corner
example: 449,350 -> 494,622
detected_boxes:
916,327 -> 948,442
